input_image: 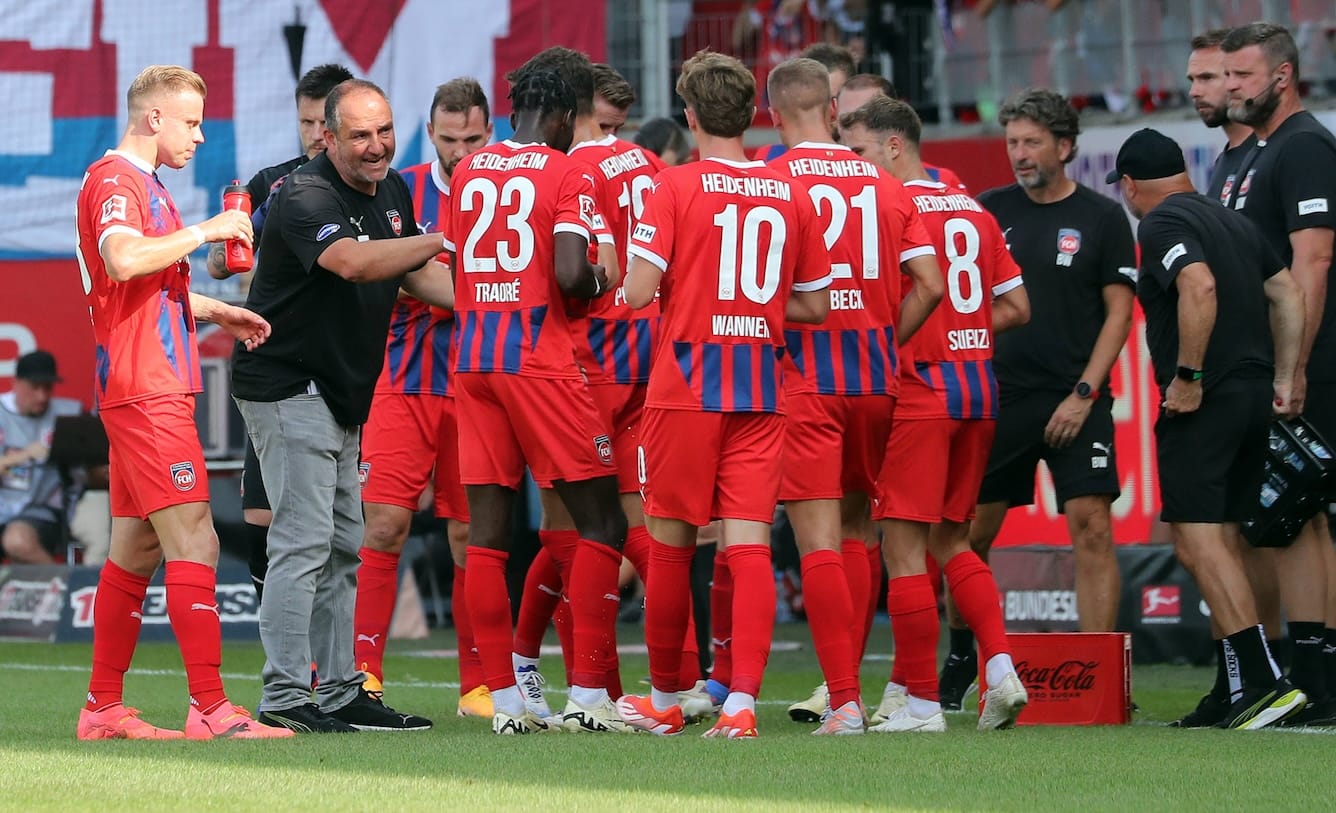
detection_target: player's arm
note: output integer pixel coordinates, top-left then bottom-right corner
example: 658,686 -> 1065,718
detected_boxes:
786,287 -> 829,324
318,233 -> 446,283
401,259 -> 455,309
205,243 -> 231,280
897,253 -> 944,344
188,292 -> 271,352
1163,262 -> 1216,417
1079,283 -> 1134,392
991,283 -> 1030,334
1263,266 -> 1306,416
555,232 -> 606,299
623,255 -> 661,309
1288,227 -> 1333,374
598,241 -> 623,289
100,210 -> 253,283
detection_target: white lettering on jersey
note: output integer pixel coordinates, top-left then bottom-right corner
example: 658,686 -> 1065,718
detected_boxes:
1160,243 -> 1186,270
947,329 -> 991,351
471,151 -> 551,173
1118,266 -> 1138,282
784,157 -> 878,179
829,289 -> 864,311
597,149 -> 649,180
632,223 -> 656,243
912,193 -> 984,214
699,174 -> 792,201
711,314 -> 770,338
474,280 -> 521,303
1298,198 -> 1330,216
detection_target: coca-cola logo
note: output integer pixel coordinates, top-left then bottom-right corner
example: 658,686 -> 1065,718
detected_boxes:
1015,660 -> 1098,692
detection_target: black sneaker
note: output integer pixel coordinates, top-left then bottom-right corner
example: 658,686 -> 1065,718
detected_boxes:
1168,692 -> 1230,728
938,651 -> 978,711
258,703 -> 358,734
327,687 -> 433,732
1278,697 -> 1336,727
1217,678 -> 1307,730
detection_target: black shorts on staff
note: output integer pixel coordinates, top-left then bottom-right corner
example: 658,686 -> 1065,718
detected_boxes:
977,390 -> 1121,509
1155,378 -> 1270,525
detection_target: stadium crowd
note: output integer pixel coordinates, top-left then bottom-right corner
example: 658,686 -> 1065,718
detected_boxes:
62,15 -> 1335,740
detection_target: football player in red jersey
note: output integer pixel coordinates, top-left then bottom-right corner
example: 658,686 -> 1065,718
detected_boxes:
615,51 -> 832,739
765,58 -> 943,735
73,65 -> 289,741
444,66 -> 629,736
352,77 -> 493,718
842,95 -> 1033,732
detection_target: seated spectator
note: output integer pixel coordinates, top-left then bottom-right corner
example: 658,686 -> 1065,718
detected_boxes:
634,117 -> 691,165
0,351 -> 83,564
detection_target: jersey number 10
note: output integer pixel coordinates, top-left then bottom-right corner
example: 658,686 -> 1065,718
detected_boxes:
714,203 -> 786,306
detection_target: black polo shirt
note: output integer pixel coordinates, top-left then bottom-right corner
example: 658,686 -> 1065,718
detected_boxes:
1136,192 -> 1284,392
978,182 -> 1137,399
231,152 -> 421,426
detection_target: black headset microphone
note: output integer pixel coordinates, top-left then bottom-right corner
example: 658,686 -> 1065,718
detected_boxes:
1243,76 -> 1281,107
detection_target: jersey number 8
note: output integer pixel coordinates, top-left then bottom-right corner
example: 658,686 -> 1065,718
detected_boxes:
459,176 -> 536,273
943,217 -> 983,315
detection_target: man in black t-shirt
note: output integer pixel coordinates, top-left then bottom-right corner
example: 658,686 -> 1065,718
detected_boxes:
231,78 -> 454,735
940,90 -> 1135,707
1187,29 -> 1258,203
1111,127 -> 1308,729
1223,22 -> 1336,716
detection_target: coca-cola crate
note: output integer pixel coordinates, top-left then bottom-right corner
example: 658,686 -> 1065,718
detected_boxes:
1241,418 -> 1336,548
979,632 -> 1131,726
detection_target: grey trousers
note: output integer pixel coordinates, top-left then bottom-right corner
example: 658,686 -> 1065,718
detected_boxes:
235,392 -> 362,713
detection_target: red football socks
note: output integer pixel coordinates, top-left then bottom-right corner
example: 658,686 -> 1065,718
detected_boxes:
85,560 -> 149,711
568,539 -> 622,689
164,560 -> 226,713
725,544 -> 775,698
861,543 -> 883,659
453,565 -> 484,694
709,548 -> 734,687
645,540 -> 694,693
801,549 -> 860,709
943,551 -> 1010,663
887,574 -> 939,701
352,547 -> 399,681
841,539 -> 871,667
512,545 -> 562,658
465,546 -> 516,691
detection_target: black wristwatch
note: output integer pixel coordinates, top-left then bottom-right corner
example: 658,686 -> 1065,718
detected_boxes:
1074,381 -> 1097,400
1176,365 -> 1204,382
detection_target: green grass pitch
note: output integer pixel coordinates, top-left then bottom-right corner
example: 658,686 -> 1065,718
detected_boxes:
3,624 -> 1332,812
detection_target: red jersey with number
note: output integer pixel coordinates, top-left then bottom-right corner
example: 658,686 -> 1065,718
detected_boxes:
444,140 -> 601,380
628,157 -> 831,413
567,135 -> 666,385
899,180 -> 1024,420
769,142 -> 936,397
377,160 -> 453,396
75,151 -> 202,407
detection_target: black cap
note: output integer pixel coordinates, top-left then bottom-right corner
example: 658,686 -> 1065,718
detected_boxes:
1104,128 -> 1187,184
15,350 -> 61,384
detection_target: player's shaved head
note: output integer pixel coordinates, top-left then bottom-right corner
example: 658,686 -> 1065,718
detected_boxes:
127,65 -> 206,113
676,50 -> 755,139
768,58 -> 832,115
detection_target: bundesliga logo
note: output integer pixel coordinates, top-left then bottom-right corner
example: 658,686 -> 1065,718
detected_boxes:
170,461 -> 196,492
1140,585 -> 1181,624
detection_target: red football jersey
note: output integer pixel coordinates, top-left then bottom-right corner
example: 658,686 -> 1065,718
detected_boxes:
567,135 -> 666,385
628,157 -> 831,413
377,160 -> 453,396
925,162 -> 968,192
74,151 -> 202,407
898,180 -> 1024,420
769,142 -> 936,396
443,140 -> 600,380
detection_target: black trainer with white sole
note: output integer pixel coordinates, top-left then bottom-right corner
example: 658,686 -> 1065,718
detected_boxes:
258,703 -> 357,734
327,687 -> 433,731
